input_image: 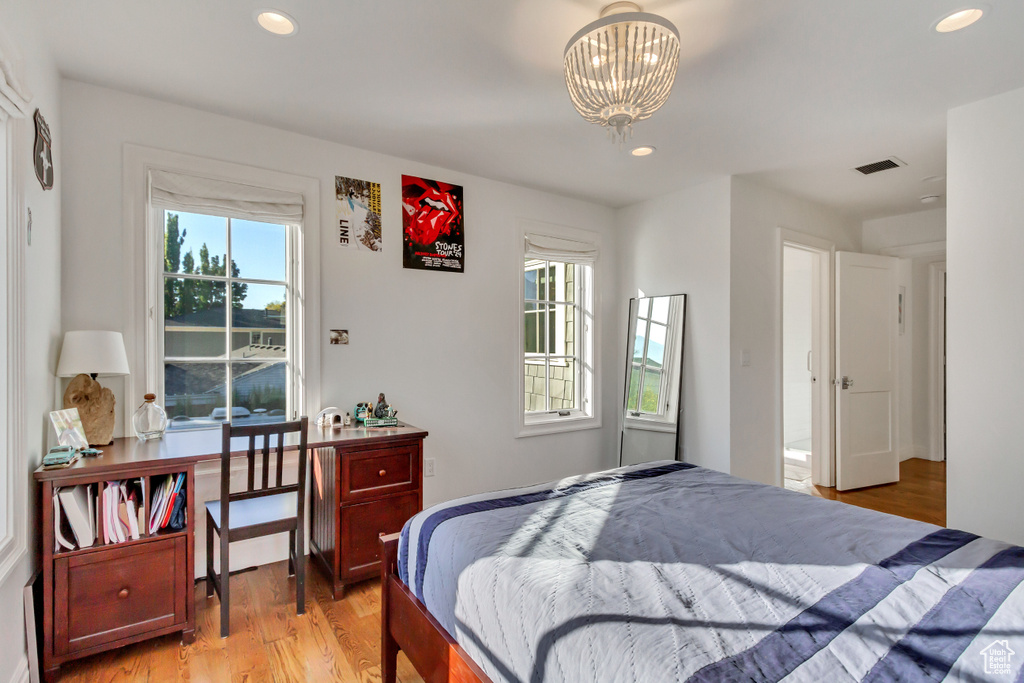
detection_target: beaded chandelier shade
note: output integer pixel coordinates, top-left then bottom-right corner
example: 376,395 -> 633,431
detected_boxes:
563,2 -> 680,142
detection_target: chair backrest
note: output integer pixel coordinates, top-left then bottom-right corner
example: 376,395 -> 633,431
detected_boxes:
219,416 -> 308,513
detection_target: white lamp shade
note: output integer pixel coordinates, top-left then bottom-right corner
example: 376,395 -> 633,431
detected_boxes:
56,331 -> 130,377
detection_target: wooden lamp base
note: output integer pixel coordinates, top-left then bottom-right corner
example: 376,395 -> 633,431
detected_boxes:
63,373 -> 117,446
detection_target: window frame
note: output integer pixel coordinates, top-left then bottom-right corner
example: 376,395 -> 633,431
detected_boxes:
123,146 -> 320,435
156,209 -> 297,430
516,221 -> 601,438
0,97 -> 29,583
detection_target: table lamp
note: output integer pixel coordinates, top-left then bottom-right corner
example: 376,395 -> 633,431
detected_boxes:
56,330 -> 130,446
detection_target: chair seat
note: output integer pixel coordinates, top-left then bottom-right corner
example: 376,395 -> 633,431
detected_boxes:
205,492 -> 298,531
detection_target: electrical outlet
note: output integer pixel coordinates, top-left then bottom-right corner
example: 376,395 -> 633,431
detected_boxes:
424,458 -> 436,477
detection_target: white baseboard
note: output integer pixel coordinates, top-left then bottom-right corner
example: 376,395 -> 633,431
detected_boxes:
6,655 -> 28,683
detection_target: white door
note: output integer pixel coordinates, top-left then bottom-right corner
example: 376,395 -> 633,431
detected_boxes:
835,251 -> 899,491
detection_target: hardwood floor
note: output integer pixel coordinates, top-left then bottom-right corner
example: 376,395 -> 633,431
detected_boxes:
58,562 -> 425,683
785,457 -> 946,526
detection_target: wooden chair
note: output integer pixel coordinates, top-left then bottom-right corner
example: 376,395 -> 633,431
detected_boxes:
205,417 -> 308,638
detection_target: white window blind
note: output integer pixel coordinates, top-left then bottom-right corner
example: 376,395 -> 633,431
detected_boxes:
149,169 -> 304,223
524,233 -> 598,264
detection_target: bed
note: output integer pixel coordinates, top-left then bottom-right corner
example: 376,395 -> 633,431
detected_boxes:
379,461 -> 1024,682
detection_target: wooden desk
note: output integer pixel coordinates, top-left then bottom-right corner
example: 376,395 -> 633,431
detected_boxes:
35,422 -> 427,682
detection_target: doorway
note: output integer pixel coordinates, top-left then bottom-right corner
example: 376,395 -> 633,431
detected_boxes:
782,246 -> 815,490
778,233 -> 833,491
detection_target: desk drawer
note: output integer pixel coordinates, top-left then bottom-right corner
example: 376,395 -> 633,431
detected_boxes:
341,492 -> 420,579
55,536 -> 187,656
342,445 -> 418,502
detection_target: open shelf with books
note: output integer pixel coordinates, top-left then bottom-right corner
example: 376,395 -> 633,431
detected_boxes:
36,457 -> 195,682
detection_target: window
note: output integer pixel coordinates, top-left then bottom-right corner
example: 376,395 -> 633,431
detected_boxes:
161,210 -> 293,430
0,66 -> 30,581
524,259 -> 577,411
519,228 -> 599,436
129,159 -> 317,434
0,108 -> 9,550
625,296 -> 683,428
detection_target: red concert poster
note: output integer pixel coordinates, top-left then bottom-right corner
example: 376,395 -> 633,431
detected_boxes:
401,175 -> 464,273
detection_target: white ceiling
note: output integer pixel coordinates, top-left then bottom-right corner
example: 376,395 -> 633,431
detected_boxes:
35,0 -> 1024,219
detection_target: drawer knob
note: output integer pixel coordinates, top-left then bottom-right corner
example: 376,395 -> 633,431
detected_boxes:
378,469 -> 387,477
118,588 -> 130,599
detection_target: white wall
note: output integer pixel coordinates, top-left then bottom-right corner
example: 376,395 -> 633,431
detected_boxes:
863,209 -> 946,462
730,177 -> 861,485
947,86 -> 1024,546
615,179 -> 732,473
782,246 -> 813,450
862,207 -> 945,252
0,3 -> 63,681
59,80 -> 620,571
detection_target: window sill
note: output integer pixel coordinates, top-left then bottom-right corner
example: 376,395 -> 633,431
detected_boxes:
623,417 -> 677,434
517,412 -> 601,438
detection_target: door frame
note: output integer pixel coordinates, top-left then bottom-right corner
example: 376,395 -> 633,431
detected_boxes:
929,261 -> 946,461
777,229 -> 835,488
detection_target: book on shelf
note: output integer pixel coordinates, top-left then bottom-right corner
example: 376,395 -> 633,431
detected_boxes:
57,485 -> 95,549
52,492 -> 75,552
148,472 -> 185,534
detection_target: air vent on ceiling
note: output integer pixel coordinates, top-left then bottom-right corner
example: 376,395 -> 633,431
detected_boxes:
854,157 -> 906,175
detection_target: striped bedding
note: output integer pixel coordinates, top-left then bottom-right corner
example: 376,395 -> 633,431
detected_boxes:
398,461 -> 1024,682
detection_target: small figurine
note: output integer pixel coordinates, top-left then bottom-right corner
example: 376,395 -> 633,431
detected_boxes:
374,393 -> 389,419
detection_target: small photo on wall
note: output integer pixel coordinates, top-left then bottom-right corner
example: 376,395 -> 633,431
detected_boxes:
329,329 -> 349,345
336,175 -> 382,252
402,175 -> 464,273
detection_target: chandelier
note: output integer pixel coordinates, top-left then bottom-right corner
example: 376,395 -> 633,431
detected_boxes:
563,2 -> 680,143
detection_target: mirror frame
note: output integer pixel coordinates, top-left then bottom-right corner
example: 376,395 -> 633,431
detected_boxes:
619,294 -> 687,466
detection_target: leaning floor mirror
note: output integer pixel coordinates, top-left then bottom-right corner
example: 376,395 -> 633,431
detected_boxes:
619,294 -> 687,466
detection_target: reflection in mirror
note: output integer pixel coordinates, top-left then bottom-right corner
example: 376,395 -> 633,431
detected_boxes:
620,294 -> 687,466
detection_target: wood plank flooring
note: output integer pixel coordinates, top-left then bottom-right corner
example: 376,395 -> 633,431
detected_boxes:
58,562 -> 425,683
785,457 -> 946,526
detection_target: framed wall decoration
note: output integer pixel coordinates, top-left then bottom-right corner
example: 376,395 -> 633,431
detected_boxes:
335,175 -> 382,251
402,174 -> 464,272
33,109 -> 53,191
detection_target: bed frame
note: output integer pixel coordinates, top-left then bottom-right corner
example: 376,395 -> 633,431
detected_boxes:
380,533 -> 493,683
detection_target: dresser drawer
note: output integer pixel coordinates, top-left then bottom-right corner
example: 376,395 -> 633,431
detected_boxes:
340,492 -> 420,579
54,536 -> 187,656
341,444 -> 418,502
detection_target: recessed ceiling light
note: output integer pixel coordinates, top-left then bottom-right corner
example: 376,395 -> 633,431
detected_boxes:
935,8 -> 983,33
255,9 -> 298,36
921,175 -> 946,183
920,195 -> 942,204
631,146 -> 656,157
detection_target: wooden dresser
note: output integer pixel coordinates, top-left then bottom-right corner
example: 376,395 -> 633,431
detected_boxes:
308,423 -> 427,599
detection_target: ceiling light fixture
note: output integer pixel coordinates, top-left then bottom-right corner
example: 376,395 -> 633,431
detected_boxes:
920,195 -> 942,204
564,2 -> 680,144
255,9 -> 298,36
935,8 -> 983,33
631,145 -> 656,157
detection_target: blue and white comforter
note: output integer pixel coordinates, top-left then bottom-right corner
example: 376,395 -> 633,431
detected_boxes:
398,461 -> 1024,682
